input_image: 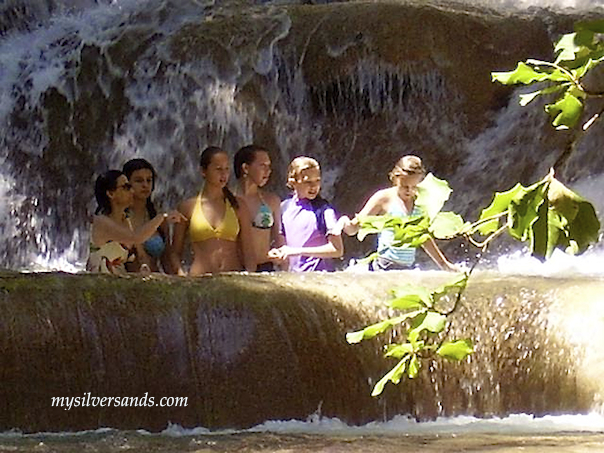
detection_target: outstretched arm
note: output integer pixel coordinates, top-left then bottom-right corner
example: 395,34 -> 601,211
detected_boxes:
422,238 -> 458,272
342,190 -> 387,236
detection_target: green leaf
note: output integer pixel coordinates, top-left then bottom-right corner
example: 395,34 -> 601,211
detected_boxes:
437,339 -> 474,361
492,62 -> 551,85
407,354 -> 420,379
508,177 -> 549,242
519,84 -> 568,106
554,32 -> 590,63
476,183 -> 524,235
384,343 -> 414,358
545,91 -> 584,130
431,274 -> 469,302
575,19 -> 604,34
430,212 -> 465,239
371,355 -> 410,396
408,311 -> 447,343
389,284 -> 433,310
346,309 -> 426,344
391,215 -> 432,248
416,173 -> 452,221
548,178 -> 600,254
573,56 -> 604,79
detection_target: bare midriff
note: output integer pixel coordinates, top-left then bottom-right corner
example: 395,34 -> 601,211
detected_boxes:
189,239 -> 242,275
250,227 -> 272,265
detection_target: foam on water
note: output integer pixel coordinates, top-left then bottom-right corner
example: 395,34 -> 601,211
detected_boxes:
5,413 -> 602,438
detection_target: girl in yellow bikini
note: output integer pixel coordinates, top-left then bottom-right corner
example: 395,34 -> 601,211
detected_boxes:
234,145 -> 283,271
170,146 -> 256,275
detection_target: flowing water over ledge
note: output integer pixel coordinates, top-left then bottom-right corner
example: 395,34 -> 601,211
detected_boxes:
2,270 -> 604,435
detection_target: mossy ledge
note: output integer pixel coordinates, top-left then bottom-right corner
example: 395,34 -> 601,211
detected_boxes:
1,271 -> 603,433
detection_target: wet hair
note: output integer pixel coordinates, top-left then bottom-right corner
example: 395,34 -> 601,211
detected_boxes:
200,146 -> 238,209
284,156 -> 331,235
286,156 -> 320,190
122,158 -> 158,218
388,155 -> 426,184
233,144 -> 268,179
94,170 -> 124,215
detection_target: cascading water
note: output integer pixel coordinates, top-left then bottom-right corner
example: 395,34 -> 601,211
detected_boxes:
1,0 -> 603,270
3,0 -> 604,449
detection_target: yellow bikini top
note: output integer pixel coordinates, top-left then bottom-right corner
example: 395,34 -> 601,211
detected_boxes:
189,194 -> 240,243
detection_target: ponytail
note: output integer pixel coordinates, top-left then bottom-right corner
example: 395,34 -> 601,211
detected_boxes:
223,187 -> 239,209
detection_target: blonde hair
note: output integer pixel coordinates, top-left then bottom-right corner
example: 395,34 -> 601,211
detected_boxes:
286,156 -> 320,189
388,155 -> 426,183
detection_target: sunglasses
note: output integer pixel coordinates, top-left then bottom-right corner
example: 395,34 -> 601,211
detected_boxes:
116,183 -> 133,191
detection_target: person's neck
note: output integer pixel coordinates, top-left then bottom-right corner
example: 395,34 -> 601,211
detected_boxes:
129,198 -> 147,217
202,184 -> 225,200
396,191 -> 414,211
108,204 -> 127,222
239,178 -> 259,196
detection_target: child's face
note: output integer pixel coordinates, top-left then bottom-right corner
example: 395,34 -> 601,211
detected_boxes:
202,152 -> 230,188
393,173 -> 423,202
245,151 -> 272,187
293,167 -> 321,200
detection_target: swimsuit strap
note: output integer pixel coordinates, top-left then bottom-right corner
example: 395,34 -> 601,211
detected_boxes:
190,193 -> 240,243
252,192 -> 274,230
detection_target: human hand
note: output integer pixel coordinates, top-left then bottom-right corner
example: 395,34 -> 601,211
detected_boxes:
331,215 -> 351,236
268,246 -> 295,260
163,210 -> 187,224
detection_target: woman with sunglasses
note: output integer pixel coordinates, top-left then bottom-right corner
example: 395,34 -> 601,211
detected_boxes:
87,170 -> 184,274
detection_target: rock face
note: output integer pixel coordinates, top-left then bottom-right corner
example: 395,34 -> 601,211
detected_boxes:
1,0 -> 601,269
1,271 -> 603,432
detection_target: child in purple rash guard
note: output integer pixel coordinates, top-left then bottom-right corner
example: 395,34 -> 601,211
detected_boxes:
268,156 -> 344,272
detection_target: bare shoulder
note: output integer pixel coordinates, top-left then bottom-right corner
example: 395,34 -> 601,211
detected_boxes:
360,187 -> 392,214
235,196 -> 252,220
262,190 -> 282,212
177,197 -> 196,219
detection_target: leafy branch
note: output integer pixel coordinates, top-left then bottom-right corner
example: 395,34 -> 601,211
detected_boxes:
348,19 -> 603,398
492,19 -> 604,130
347,170 -> 599,396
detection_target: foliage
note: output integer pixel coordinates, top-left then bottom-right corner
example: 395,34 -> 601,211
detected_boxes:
349,173 -> 599,396
492,20 -> 604,130
349,19 -> 603,398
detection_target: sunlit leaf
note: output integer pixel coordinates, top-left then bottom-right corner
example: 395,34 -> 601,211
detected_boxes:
508,177 -> 549,242
408,311 -> 447,343
407,354 -> 420,378
519,84 -> 568,106
437,339 -> 474,361
371,355 -> 410,396
416,173 -> 452,221
384,343 -> 414,358
554,32 -> 592,63
545,91 -> 584,130
346,309 -> 426,344
476,183 -> 524,235
430,212 -> 466,239
492,62 -> 552,85
431,274 -> 469,302
548,178 -> 600,254
389,284 -> 433,309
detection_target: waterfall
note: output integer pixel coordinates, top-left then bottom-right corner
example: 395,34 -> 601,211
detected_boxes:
1,271 -> 603,432
0,0 -> 603,271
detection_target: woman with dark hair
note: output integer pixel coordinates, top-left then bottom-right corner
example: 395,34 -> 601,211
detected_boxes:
122,158 -> 171,273
233,145 -> 282,271
170,146 -> 256,275
86,170 -> 184,274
